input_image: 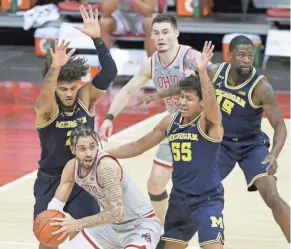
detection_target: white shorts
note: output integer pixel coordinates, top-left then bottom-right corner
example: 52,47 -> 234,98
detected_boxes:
61,217 -> 162,249
111,10 -> 145,35
153,138 -> 173,168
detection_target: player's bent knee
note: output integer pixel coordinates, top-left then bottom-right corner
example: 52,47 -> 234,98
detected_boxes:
148,190 -> 168,202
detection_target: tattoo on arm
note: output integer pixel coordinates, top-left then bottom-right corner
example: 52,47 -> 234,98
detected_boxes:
200,69 -> 217,105
183,49 -> 197,71
77,159 -> 124,229
34,66 -> 60,110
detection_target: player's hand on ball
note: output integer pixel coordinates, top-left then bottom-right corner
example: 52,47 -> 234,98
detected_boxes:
99,119 -> 114,142
74,5 -> 101,38
262,154 -> 278,175
196,41 -> 214,70
135,94 -> 159,107
51,39 -> 76,68
50,212 -> 78,240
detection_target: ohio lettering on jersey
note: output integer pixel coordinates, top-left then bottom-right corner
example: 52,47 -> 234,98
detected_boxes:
157,74 -> 179,89
151,45 -> 193,112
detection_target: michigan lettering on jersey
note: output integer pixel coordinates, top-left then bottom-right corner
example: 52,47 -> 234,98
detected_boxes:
216,89 -> 246,108
210,216 -> 224,229
55,116 -> 87,128
168,133 -> 199,142
157,74 -> 179,88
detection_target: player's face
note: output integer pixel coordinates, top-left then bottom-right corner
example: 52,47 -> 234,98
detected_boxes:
74,136 -> 98,170
179,90 -> 203,118
151,22 -> 178,52
56,81 -> 79,107
230,45 -> 254,77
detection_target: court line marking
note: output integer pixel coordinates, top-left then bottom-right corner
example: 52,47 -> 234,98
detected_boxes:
0,111 -> 166,193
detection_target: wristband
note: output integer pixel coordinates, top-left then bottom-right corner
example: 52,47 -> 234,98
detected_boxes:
105,114 -> 114,121
47,197 -> 65,211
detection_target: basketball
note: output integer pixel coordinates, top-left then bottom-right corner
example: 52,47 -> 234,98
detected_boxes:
33,210 -> 68,246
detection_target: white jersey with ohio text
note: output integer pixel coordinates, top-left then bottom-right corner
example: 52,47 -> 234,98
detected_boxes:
74,151 -> 154,222
151,45 -> 193,114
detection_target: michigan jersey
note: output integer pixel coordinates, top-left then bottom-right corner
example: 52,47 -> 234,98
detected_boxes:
37,99 -> 95,175
213,62 -> 265,139
75,151 -> 154,222
151,45 -> 194,114
167,112 -> 222,195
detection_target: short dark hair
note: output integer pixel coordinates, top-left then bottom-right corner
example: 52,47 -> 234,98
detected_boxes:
179,75 -> 202,100
152,13 -> 178,29
70,121 -> 102,150
229,35 -> 254,52
43,55 -> 89,83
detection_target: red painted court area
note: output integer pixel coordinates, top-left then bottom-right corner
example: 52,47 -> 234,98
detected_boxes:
0,81 -> 290,186
0,81 -> 165,186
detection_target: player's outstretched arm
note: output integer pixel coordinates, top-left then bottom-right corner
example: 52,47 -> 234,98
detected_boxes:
77,157 -> 124,228
197,41 -> 221,125
99,58 -> 152,140
107,114 -> 172,158
253,78 -> 287,174
34,40 -> 76,125
76,5 -> 118,112
47,159 -> 75,211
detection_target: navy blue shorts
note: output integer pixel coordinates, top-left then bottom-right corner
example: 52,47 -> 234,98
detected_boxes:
33,169 -> 100,220
162,184 -> 225,247
218,132 -> 271,191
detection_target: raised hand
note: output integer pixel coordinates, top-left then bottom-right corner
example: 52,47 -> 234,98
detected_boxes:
50,39 -> 76,68
196,41 -> 214,71
74,5 -> 101,38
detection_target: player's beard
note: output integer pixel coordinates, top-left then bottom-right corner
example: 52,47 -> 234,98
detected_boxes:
55,94 -> 77,113
236,67 -> 252,79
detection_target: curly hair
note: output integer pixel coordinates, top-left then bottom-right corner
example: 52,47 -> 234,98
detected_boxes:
43,54 -> 89,83
70,121 -> 102,150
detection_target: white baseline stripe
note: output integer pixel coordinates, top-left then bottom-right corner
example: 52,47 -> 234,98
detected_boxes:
0,112 -> 166,193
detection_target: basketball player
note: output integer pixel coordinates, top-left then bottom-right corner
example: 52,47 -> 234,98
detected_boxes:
33,5 -> 117,249
99,0 -> 156,56
99,13 -> 206,226
108,41 -> 225,249
137,35 -> 290,242
47,122 -> 162,249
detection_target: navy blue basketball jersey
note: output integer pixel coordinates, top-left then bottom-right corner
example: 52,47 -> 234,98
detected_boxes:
167,111 -> 221,195
212,62 -> 266,139
37,99 -> 95,175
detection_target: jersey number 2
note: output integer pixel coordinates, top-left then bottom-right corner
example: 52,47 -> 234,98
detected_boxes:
171,142 -> 192,162
217,96 -> 234,115
65,130 -> 72,146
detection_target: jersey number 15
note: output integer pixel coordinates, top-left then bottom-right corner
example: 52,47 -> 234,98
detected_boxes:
171,142 -> 192,162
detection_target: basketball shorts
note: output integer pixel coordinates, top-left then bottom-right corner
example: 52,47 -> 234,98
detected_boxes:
162,184 -> 225,247
153,138 -> 173,168
218,132 -> 271,191
61,216 -> 162,249
33,169 -> 100,220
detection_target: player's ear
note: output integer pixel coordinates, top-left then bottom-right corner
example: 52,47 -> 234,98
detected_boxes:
200,99 -> 204,108
70,145 -> 75,155
175,29 -> 179,38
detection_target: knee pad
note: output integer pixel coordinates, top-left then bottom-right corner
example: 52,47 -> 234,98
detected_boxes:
148,190 -> 168,201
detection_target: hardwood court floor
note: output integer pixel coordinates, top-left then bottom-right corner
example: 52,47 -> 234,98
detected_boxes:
0,112 -> 289,249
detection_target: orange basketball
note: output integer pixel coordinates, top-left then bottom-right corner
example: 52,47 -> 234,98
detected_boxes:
33,210 -> 68,246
